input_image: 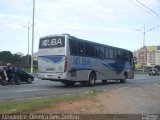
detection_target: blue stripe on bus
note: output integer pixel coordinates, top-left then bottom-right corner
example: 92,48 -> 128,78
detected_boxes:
70,60 -> 126,76
69,67 -> 104,76
102,61 -> 125,74
39,56 -> 64,64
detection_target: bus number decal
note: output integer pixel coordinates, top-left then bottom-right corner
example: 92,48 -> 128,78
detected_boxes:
74,57 -> 90,65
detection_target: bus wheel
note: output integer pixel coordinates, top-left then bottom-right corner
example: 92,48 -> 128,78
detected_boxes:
120,73 -> 127,83
88,73 -> 96,86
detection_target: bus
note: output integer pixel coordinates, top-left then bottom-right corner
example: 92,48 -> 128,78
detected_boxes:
38,34 -> 134,86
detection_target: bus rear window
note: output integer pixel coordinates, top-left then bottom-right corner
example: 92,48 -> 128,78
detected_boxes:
39,36 -> 65,48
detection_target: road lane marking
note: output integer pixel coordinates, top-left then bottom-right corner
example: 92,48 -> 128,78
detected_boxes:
111,87 -> 129,91
118,87 -> 129,90
13,97 -> 44,101
153,83 -> 160,87
16,89 -> 48,93
134,79 -> 160,82
133,79 -> 150,81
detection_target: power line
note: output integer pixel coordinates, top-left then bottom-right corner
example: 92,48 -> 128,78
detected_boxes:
129,0 -> 160,21
134,0 -> 160,18
129,0 -> 160,20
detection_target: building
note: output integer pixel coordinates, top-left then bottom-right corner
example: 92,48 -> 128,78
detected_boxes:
134,46 -> 160,68
140,46 -> 147,65
133,46 -> 147,68
147,46 -> 160,66
155,51 -> 160,65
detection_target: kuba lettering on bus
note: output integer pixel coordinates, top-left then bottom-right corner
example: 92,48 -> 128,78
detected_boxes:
74,57 -> 90,65
42,38 -> 62,47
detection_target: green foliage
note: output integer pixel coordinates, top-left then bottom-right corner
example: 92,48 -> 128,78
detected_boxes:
0,92 -> 96,114
22,67 -> 38,73
0,51 -> 13,64
0,51 -> 36,67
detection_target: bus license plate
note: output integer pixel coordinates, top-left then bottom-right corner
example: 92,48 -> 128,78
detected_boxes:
47,75 -> 53,78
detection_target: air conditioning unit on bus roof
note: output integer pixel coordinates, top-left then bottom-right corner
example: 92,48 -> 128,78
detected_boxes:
62,33 -> 70,36
40,33 -> 70,39
51,33 -> 70,37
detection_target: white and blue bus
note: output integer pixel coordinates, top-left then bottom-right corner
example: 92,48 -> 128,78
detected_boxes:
38,34 -> 134,86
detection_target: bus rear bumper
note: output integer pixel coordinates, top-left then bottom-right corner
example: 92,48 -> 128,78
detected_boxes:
38,72 -> 66,79
38,72 -> 71,82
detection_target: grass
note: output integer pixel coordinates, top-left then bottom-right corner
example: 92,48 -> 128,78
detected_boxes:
22,67 -> 37,73
0,91 -> 96,114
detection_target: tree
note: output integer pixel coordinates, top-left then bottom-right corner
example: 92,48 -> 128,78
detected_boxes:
0,51 -> 22,65
0,51 -> 13,64
0,51 -> 36,67
12,54 -> 21,65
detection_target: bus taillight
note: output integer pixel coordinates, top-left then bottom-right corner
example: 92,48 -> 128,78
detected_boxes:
64,56 -> 67,72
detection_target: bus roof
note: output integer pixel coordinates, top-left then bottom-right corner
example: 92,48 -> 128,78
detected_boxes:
69,35 -> 132,53
40,33 -> 70,39
40,33 -> 132,53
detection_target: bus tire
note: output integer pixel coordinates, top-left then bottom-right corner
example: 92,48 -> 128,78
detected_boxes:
120,73 -> 127,83
88,73 -> 96,87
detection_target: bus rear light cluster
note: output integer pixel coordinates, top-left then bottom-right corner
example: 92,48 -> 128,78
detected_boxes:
64,56 -> 67,72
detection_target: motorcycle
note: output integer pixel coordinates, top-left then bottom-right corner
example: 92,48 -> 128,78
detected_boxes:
0,67 -> 21,86
0,69 -> 8,85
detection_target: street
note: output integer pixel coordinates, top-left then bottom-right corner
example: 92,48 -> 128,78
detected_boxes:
0,75 -> 160,103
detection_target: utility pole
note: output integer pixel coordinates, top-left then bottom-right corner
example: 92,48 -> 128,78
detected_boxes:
21,21 -> 30,65
136,25 -> 159,47
143,25 -> 145,47
31,0 -> 35,73
142,25 -> 146,72
27,22 -> 30,64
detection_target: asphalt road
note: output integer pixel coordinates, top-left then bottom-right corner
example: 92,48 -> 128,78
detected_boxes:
0,75 -> 160,102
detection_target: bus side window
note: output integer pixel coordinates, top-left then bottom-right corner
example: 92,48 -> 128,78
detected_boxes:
94,45 -> 99,57
109,48 -> 114,59
127,51 -> 132,62
122,51 -> 127,61
69,39 -> 78,56
85,43 -> 94,57
100,46 -> 105,58
77,41 -> 84,56
117,50 -> 121,59
85,43 -> 90,57
90,45 -> 95,57
113,49 -> 117,59
128,52 -> 133,62
105,47 -> 109,58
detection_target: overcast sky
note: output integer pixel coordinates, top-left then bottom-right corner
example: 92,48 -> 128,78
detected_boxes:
0,0 -> 160,55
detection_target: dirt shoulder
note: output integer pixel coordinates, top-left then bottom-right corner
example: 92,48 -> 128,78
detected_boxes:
31,85 -> 160,114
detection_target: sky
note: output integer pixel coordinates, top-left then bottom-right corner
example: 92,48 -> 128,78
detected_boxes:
0,0 -> 160,55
